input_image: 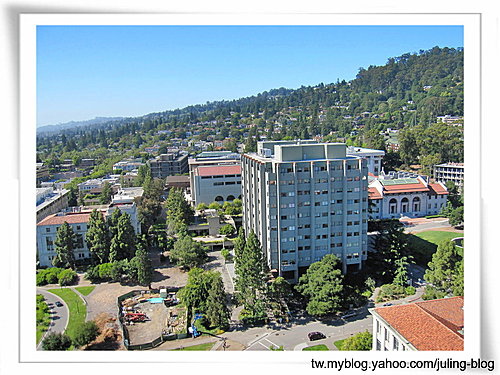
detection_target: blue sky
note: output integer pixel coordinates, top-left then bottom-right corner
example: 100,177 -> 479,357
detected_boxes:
36,25 -> 463,127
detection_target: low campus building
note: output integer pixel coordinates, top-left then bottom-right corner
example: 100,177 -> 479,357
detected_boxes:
188,151 -> 241,206
368,176 -> 448,219
36,187 -> 70,223
434,162 -> 464,191
36,195 -> 141,268
370,297 -> 464,351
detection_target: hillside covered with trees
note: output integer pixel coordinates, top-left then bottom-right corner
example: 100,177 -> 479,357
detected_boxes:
36,46 -> 463,173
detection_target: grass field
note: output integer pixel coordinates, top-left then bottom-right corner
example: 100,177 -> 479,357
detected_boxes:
407,230 -> 462,266
36,294 -> 51,344
75,286 -> 96,296
173,342 -> 215,351
47,288 -> 86,340
303,344 -> 329,351
415,231 -> 461,245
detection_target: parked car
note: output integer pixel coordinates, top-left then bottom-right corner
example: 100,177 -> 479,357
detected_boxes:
383,303 -> 393,307
55,301 -> 63,307
308,331 -> 326,341
341,311 -> 357,319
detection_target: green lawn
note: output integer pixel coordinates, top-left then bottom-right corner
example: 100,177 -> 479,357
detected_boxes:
47,288 -> 86,340
36,294 -> 51,344
334,339 -> 346,350
407,230 -> 462,266
173,342 -> 215,351
303,344 -> 329,351
75,286 -> 96,296
415,230 -> 461,245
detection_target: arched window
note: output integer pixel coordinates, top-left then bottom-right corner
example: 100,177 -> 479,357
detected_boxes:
227,195 -> 235,202
412,197 -> 421,212
401,197 -> 409,213
389,198 -> 398,214
215,196 -> 224,202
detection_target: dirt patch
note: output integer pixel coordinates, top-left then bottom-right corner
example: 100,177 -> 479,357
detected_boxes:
85,313 -> 124,350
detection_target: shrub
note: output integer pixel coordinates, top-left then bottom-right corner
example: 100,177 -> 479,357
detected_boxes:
84,265 -> 100,283
219,224 -> 236,236
42,332 -> 72,351
376,283 -> 406,302
36,268 -> 64,286
58,269 -> 78,286
72,321 -> 100,348
405,286 -> 416,296
339,331 -> 373,351
97,263 -> 113,280
422,286 -> 447,301
36,272 -> 48,286
221,249 -> 231,262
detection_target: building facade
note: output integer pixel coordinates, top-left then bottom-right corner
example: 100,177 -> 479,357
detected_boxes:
188,151 -> 241,206
368,176 -> 448,220
346,146 -> 385,176
36,187 -> 70,223
148,151 -> 189,179
37,195 -> 141,268
371,297 -> 464,351
192,164 -> 242,206
242,140 -> 369,281
434,162 -> 464,191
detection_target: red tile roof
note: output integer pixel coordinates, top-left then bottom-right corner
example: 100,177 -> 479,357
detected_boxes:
383,183 -> 429,194
37,212 -> 91,226
196,164 -> 241,177
368,187 -> 383,200
374,296 -> 464,351
428,183 -> 449,195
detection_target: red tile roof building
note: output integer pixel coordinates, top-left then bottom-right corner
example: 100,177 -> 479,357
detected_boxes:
368,176 -> 448,220
371,297 -> 464,351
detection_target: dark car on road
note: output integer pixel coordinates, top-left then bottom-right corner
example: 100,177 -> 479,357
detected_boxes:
308,331 -> 326,341
55,301 -> 63,307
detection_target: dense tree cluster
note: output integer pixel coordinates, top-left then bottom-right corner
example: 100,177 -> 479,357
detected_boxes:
37,47 -> 463,186
295,254 -> 345,316
423,240 -> 463,299
177,268 -> 230,330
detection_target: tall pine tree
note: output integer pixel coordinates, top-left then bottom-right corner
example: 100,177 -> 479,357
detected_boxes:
109,212 -> 136,262
53,222 -> 77,269
85,209 -> 109,265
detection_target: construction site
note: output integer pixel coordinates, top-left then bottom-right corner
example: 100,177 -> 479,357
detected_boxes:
118,289 -> 188,348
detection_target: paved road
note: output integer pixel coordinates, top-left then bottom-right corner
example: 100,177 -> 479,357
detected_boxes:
36,288 -> 69,350
224,308 -> 373,351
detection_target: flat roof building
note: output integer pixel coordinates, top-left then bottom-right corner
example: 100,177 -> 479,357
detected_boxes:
434,162 -> 464,191
346,146 -> 385,176
147,151 -> 189,179
242,140 -> 369,281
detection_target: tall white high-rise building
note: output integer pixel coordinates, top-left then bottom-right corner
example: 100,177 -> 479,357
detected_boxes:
242,140 -> 369,281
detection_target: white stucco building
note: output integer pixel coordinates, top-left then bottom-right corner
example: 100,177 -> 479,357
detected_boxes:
36,195 -> 141,268
346,146 -> 385,176
368,176 -> 448,220
370,297 -> 464,351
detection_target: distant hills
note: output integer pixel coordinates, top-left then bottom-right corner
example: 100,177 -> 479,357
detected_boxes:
37,117 -> 124,135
